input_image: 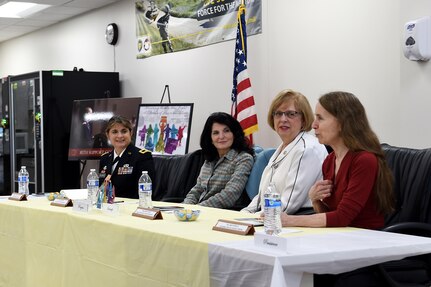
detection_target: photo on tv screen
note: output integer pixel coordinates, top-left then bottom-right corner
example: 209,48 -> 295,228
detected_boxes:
68,97 -> 142,160
134,103 -> 193,155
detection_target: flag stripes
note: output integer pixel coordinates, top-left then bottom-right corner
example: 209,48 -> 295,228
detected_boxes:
231,2 -> 258,139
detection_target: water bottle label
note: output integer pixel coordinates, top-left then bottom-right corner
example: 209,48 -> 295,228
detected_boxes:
139,183 -> 152,192
18,176 -> 28,183
87,179 -> 99,188
264,199 -> 281,207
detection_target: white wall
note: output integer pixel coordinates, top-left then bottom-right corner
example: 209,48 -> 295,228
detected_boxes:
0,0 -> 429,149
400,0 -> 431,148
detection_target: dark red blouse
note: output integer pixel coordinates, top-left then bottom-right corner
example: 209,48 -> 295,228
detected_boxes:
322,151 -> 384,229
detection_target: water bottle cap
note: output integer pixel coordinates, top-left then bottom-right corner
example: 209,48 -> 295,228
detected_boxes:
21,166 -> 26,169
142,171 -> 148,174
90,169 -> 96,171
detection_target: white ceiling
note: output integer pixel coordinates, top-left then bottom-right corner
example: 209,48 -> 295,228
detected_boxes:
0,0 -> 123,43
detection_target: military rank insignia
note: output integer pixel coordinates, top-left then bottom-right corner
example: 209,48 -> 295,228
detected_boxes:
118,164 -> 133,175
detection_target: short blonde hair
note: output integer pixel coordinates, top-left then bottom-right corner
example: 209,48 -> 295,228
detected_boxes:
267,89 -> 314,131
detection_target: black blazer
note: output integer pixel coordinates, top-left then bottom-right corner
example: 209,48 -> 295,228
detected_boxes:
99,144 -> 155,199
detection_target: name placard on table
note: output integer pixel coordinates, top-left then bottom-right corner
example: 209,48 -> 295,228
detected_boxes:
102,203 -> 120,216
8,193 -> 27,201
132,207 -> 163,220
51,198 -> 73,207
254,232 -> 288,252
253,229 -> 303,252
72,199 -> 92,213
212,219 -> 255,236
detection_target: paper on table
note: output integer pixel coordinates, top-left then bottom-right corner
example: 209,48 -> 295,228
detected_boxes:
153,206 -> 184,211
234,218 -> 264,227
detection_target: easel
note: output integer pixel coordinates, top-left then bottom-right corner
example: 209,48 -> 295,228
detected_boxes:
160,85 -> 171,104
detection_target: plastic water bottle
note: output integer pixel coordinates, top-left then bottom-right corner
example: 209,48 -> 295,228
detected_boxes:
138,171 -> 153,208
264,182 -> 282,235
87,169 -> 99,204
18,166 -> 29,196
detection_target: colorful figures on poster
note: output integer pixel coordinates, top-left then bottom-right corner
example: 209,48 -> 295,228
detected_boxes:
153,124 -> 160,148
178,125 -> 186,147
144,124 -> 154,151
164,123 -> 171,144
138,116 -> 186,154
139,124 -> 147,146
156,116 -> 167,153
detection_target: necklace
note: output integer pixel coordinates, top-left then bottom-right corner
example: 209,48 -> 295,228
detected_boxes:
271,150 -> 288,170
271,131 -> 305,171
255,131 -> 306,212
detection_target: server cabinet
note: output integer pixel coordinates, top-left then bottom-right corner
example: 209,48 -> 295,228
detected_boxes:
9,70 -> 119,194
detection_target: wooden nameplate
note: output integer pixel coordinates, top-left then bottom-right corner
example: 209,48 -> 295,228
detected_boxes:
212,219 -> 255,235
8,193 -> 27,201
51,198 -> 73,207
132,207 -> 163,220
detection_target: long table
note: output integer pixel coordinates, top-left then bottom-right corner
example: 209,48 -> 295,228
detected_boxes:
1,195 -> 431,287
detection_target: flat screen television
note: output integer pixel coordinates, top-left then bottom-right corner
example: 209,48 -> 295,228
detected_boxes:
68,97 -> 142,160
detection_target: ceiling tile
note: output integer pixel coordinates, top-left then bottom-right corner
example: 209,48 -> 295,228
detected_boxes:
0,0 -> 123,43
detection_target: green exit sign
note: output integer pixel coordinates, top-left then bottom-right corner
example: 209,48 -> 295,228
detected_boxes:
52,70 -> 64,76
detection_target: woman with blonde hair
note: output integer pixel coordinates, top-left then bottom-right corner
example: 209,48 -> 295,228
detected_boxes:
242,89 -> 328,214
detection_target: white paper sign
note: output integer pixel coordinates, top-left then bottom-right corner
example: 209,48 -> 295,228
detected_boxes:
72,200 -> 92,213
254,232 -> 288,253
102,203 -> 120,216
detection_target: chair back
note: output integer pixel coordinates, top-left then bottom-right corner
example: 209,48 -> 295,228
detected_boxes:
382,144 -> 431,226
152,149 -> 205,202
245,148 -> 276,200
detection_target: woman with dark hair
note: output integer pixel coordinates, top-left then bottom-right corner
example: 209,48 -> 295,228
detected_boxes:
99,115 -> 155,199
280,91 -> 394,229
183,112 -> 254,209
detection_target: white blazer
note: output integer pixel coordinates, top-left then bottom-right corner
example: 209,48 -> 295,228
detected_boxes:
242,132 -> 328,214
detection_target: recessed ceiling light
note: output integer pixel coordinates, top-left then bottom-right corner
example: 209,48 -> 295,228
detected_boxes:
0,1 -> 50,18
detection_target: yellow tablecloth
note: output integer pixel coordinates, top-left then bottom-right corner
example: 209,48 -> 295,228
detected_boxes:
0,197 -> 252,287
3,196 -> 431,287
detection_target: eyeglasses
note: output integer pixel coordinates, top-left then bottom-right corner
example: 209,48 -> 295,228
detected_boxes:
272,110 -> 302,119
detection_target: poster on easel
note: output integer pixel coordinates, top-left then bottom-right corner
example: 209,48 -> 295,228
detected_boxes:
135,103 -> 193,155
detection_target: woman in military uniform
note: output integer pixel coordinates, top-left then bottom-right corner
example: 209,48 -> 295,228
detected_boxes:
99,116 -> 155,199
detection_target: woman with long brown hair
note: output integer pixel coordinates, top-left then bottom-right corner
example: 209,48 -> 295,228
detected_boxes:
279,91 -> 394,229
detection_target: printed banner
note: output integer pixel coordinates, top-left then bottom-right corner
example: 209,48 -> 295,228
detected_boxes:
135,0 -> 262,59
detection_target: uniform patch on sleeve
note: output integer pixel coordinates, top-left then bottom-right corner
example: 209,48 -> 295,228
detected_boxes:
139,148 -> 150,155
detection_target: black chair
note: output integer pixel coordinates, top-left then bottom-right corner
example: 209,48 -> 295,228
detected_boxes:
376,144 -> 431,287
152,149 -> 205,202
316,144 -> 431,287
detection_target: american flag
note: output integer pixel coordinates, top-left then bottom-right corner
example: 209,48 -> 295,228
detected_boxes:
231,2 -> 258,138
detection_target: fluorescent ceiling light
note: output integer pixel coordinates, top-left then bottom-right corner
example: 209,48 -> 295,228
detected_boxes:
0,1 -> 50,18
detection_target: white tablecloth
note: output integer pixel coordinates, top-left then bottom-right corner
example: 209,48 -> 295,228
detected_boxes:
209,228 -> 431,287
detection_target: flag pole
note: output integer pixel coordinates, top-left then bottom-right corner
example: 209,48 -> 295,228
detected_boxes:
238,2 -> 246,58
